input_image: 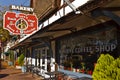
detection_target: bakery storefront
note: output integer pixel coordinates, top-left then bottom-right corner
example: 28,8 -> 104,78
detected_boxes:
56,21 -> 119,75
31,43 -> 53,72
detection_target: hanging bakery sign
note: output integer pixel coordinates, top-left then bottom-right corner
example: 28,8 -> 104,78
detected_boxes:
3,11 -> 38,35
10,5 -> 34,12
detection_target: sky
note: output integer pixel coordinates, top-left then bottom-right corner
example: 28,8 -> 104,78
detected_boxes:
0,0 -> 30,9
0,0 -> 30,26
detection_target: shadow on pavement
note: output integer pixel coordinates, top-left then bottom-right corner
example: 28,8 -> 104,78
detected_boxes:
0,74 -> 9,79
0,68 -> 6,70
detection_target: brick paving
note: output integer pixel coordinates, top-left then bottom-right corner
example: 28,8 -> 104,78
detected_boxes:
0,69 -> 34,80
0,61 -> 42,80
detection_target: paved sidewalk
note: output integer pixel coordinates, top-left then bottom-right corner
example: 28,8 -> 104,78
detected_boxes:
0,61 -> 43,80
0,68 -> 42,80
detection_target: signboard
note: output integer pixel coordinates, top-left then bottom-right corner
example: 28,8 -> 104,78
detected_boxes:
10,5 -> 34,12
58,28 -> 117,54
3,11 -> 38,35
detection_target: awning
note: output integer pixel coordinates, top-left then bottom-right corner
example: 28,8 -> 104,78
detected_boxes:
10,0 -> 120,49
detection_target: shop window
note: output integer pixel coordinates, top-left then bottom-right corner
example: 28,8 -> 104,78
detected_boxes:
57,27 -> 117,75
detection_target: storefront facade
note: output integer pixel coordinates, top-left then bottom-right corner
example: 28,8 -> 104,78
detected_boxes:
7,0 -> 120,79
56,21 -> 119,75
32,44 -> 49,68
28,40 -> 56,72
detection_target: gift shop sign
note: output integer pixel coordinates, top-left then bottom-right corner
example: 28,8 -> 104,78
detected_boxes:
3,11 -> 38,35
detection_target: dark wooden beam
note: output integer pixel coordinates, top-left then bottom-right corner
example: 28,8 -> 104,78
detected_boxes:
101,7 -> 120,11
31,36 -> 53,42
47,27 -> 76,32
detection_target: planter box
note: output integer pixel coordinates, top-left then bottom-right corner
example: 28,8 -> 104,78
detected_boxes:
16,66 -> 21,69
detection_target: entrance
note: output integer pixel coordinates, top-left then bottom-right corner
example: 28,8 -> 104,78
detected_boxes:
35,47 -> 49,71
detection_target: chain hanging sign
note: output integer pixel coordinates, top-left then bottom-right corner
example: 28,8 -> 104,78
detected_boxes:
3,11 -> 38,35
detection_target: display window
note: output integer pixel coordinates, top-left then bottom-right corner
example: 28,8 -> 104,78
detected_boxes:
56,26 -> 117,75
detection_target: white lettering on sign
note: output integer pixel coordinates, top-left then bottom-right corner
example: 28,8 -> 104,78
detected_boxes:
11,5 -> 34,12
60,44 -> 117,54
8,17 -> 16,21
6,25 -> 15,32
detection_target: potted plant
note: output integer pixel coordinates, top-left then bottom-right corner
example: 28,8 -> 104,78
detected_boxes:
80,62 -> 85,73
18,53 -> 26,73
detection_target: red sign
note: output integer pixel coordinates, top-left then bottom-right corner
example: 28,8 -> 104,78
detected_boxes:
3,11 -> 38,35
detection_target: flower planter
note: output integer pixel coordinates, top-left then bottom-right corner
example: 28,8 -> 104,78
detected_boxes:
80,69 -> 85,73
68,67 -> 72,71
16,65 -> 21,69
88,70 -> 92,75
64,67 -> 67,70
76,69 -> 79,72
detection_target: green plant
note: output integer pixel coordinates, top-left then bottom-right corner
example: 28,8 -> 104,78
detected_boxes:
107,57 -> 120,80
92,54 -> 120,80
18,54 -> 25,66
92,54 -> 114,80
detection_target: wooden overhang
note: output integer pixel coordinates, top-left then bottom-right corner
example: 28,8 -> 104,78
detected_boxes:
10,0 -> 120,49
30,0 -> 61,22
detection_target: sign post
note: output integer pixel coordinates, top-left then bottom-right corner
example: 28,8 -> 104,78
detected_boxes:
3,11 -> 38,35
